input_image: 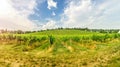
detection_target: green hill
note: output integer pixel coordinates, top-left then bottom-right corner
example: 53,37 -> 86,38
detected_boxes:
0,29 -> 120,67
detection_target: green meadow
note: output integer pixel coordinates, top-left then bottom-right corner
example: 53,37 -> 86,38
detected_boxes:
0,29 -> 120,67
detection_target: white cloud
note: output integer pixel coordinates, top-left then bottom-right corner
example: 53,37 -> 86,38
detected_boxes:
42,20 -> 57,30
11,0 -> 37,17
47,0 -> 57,10
61,0 -> 120,29
0,0 -> 38,31
61,0 -> 100,27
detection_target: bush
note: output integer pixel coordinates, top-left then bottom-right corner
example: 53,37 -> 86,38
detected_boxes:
104,34 -> 110,41
92,34 -> 103,42
61,37 -> 69,42
71,37 -> 80,42
113,34 -> 119,39
48,35 -> 55,45
41,37 -> 47,41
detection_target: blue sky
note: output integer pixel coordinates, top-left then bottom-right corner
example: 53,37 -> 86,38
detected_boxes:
29,0 -> 65,22
0,0 -> 120,30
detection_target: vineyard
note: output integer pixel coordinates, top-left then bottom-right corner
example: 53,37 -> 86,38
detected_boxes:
0,29 -> 120,67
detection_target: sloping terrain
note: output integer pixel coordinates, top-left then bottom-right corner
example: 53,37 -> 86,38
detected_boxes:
0,29 -> 120,67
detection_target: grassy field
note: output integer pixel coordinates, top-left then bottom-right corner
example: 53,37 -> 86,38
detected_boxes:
0,29 -> 120,67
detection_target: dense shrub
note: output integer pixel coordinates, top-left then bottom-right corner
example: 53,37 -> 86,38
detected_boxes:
92,34 -> 104,42
103,34 -> 110,42
41,37 -> 47,41
61,37 -> 70,42
113,34 -> 120,39
71,37 -> 80,42
48,35 -> 55,45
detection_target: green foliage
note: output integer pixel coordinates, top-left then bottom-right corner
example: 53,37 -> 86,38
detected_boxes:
71,37 -> 80,42
103,34 -> 110,42
92,34 -> 101,41
113,34 -> 120,39
40,36 -> 47,41
48,35 -> 55,45
61,37 -> 70,42
0,29 -> 120,67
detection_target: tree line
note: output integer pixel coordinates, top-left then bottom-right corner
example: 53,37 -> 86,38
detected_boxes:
0,28 -> 120,34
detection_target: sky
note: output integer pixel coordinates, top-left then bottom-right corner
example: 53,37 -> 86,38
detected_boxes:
0,0 -> 120,31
